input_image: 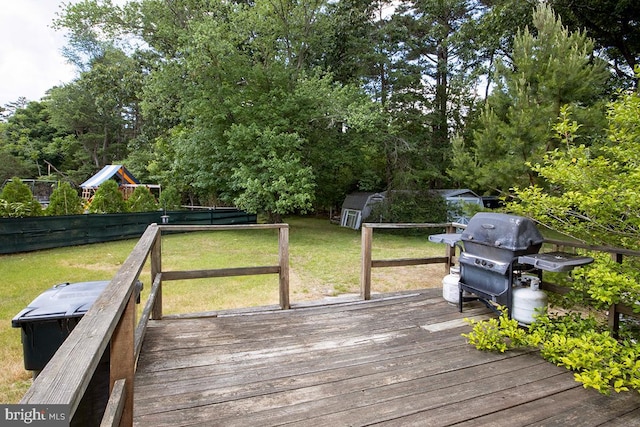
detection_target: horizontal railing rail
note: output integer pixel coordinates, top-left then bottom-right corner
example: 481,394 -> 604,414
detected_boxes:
19,223 -> 289,427
361,222 -> 640,336
360,222 -> 466,299
18,220 -> 639,427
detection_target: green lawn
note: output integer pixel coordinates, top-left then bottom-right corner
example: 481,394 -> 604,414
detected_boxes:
0,216 -> 448,403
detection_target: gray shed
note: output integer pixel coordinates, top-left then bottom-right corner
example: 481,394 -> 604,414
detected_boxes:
340,192 -> 386,229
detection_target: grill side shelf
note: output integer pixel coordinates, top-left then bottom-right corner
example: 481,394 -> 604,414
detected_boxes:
517,251 -> 594,272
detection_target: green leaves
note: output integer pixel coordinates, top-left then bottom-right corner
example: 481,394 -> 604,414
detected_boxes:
0,177 -> 43,217
465,310 -> 640,394
88,180 -> 126,213
46,182 -> 83,216
463,307 -> 528,353
453,4 -> 609,192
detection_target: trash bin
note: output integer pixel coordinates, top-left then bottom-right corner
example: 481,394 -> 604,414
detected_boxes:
12,280 -> 142,427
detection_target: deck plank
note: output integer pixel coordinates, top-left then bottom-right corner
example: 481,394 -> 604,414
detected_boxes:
133,289 -> 640,426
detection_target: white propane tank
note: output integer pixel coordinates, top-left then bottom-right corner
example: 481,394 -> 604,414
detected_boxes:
442,266 -> 461,304
512,276 -> 548,325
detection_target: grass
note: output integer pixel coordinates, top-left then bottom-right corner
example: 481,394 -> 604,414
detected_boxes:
0,216 -> 449,403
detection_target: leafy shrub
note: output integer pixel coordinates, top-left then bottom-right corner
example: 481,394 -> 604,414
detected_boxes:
463,307 -> 528,353
88,180 -> 127,213
0,177 -> 42,217
126,186 -> 158,212
464,310 -> 640,394
45,182 -> 83,215
369,190 -> 447,227
158,186 -> 181,211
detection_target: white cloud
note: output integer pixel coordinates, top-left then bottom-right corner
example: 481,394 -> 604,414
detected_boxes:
0,0 -> 78,106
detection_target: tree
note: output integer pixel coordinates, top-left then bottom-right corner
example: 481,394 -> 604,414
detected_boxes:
88,180 -> 127,213
46,182 -> 83,215
466,86 -> 640,396
226,125 -> 315,223
0,152 -> 34,183
158,186 -> 181,211
2,100 -> 63,177
47,47 -> 143,170
450,4 -> 610,193
0,177 -> 43,217
508,84 -> 640,322
549,0 -> 640,85
126,185 -> 158,212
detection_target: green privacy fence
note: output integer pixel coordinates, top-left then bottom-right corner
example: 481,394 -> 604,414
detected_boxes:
0,209 -> 257,254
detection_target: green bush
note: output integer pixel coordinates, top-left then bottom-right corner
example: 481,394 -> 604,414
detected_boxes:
45,182 -> 83,215
88,180 -> 127,213
0,177 -> 42,217
369,190 -> 448,230
158,186 -> 181,211
126,186 -> 158,212
464,310 -> 640,395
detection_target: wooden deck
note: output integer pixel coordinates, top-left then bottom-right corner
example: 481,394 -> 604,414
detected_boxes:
133,289 -> 640,426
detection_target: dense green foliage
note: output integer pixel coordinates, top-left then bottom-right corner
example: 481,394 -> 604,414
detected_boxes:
509,84 -> 640,309
158,186 -> 181,211
464,310 -> 640,395
126,185 -> 158,212
465,76 -> 640,394
45,182 -> 83,215
0,178 -> 43,217
450,4 -> 609,193
2,1 -> 633,214
88,180 -> 127,213
369,190 -> 448,225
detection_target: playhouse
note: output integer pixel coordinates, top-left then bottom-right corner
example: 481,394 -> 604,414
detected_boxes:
80,165 -> 160,200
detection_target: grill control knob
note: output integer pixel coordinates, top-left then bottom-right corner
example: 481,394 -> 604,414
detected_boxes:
481,260 -> 487,266
475,259 -> 481,265
488,263 -> 494,268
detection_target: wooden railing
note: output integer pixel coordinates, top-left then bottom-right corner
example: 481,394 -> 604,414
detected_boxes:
18,220 -> 639,426
361,222 -> 640,337
360,222 -> 464,299
19,223 -> 289,427
543,238 -> 640,336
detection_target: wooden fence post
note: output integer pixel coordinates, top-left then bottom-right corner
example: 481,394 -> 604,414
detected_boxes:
361,224 -> 372,300
151,230 -> 162,320
609,251 -> 624,338
110,293 -> 135,427
445,224 -> 455,273
279,225 -> 290,309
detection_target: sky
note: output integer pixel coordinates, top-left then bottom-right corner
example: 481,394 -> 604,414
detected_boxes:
0,1 -> 78,107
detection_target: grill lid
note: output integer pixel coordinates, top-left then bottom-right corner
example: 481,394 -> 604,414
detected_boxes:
461,213 -> 543,251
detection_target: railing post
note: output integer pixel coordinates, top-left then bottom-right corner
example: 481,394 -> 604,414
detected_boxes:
445,224 -> 455,273
110,293 -> 135,427
361,224 -> 372,300
279,225 -> 290,309
151,230 -> 162,320
609,251 -> 623,338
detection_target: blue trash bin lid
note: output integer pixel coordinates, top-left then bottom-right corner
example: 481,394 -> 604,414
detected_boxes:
11,281 -> 110,327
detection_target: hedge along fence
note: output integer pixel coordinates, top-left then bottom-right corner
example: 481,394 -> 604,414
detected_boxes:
0,209 -> 257,254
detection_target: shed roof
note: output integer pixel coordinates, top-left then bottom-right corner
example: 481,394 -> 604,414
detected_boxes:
80,165 -> 140,189
341,192 -> 386,210
435,189 -> 481,199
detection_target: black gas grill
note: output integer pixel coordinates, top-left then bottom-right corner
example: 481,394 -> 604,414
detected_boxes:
430,212 -> 594,316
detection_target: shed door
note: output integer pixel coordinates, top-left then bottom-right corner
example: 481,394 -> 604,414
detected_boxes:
341,209 -> 362,229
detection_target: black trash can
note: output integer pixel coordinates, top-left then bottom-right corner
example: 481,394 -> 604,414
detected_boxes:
12,280 -> 142,427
